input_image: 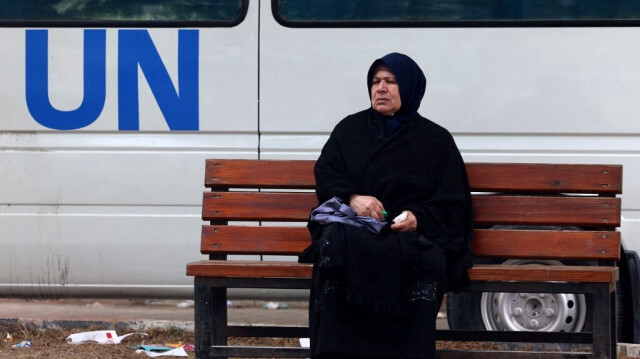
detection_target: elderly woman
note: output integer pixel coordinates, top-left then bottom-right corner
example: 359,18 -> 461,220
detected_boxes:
301,53 -> 473,359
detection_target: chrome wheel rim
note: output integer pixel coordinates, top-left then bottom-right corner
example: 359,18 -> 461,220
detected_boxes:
480,259 -> 587,332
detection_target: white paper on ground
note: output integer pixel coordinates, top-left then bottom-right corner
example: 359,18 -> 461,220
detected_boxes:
136,347 -> 189,357
66,330 -> 147,345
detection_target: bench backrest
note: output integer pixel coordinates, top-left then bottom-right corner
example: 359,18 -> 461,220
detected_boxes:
201,159 -> 622,263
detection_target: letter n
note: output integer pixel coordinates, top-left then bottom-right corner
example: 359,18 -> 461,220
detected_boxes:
118,30 -> 199,131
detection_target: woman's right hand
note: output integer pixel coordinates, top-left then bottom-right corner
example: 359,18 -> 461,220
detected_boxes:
349,194 -> 385,222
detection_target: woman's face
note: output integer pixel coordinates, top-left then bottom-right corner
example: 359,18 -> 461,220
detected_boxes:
371,67 -> 401,116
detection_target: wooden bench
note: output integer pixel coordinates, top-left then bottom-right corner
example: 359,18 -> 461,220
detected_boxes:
187,159 -> 622,359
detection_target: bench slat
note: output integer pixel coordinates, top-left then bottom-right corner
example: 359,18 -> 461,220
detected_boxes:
473,229 -> 620,260
205,159 -> 315,189
466,163 -> 622,194
205,160 -> 622,195
202,191 -> 316,221
468,264 -> 619,283
473,195 -> 620,227
201,226 -> 309,255
201,226 -> 620,261
186,260 -> 313,278
202,192 -> 620,227
187,260 -> 618,284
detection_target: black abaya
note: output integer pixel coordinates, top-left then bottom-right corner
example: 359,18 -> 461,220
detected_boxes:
305,109 -> 473,358
304,52 -> 473,359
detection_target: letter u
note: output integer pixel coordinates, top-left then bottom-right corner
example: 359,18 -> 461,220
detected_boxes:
26,29 -> 106,130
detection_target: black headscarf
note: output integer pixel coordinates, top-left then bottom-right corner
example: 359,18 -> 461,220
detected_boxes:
366,52 -> 427,135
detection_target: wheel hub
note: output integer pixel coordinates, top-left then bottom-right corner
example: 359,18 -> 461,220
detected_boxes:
479,259 -> 587,333
481,291 -> 585,332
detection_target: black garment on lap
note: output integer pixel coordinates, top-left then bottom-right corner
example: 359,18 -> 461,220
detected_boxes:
309,223 -> 446,358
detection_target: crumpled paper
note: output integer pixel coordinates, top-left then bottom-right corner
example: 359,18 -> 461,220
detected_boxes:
66,330 -> 147,345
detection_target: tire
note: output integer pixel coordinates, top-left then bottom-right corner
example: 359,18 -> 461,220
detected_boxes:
446,291 -> 485,331
616,253 -> 631,343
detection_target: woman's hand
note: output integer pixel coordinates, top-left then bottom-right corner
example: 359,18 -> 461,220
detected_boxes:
349,194 -> 385,222
391,210 -> 417,232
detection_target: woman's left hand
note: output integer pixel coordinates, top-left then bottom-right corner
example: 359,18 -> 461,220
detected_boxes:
390,210 -> 417,232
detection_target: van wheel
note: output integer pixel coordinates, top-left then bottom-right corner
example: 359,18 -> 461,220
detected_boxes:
447,259 -> 591,352
446,259 -> 588,333
479,259 -> 587,333
448,259 -> 628,341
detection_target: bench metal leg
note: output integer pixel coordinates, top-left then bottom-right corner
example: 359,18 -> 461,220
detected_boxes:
194,277 -> 212,359
210,286 -> 228,359
592,284 -> 616,359
610,289 -> 618,359
195,277 -> 228,359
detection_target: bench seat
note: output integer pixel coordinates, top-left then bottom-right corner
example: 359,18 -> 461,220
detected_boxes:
187,261 -> 618,284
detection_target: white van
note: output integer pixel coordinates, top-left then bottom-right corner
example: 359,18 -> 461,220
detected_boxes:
1,0 -> 638,344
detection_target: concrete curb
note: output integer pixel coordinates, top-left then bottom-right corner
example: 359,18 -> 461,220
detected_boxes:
619,343 -> 640,357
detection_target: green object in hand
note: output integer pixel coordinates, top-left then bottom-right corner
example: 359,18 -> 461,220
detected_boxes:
382,210 -> 388,218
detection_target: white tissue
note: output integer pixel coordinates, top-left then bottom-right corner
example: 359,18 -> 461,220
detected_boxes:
393,211 -> 408,224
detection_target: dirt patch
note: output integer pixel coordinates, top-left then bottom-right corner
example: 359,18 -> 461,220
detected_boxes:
1,321 -> 303,358
1,322 -> 635,358
1,322 -> 197,358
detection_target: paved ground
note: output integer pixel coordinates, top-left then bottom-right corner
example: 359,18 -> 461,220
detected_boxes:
0,298 -> 306,330
0,298 -> 448,330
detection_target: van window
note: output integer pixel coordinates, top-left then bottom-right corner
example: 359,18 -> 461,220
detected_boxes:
1,0 -> 248,27
273,0 -> 640,27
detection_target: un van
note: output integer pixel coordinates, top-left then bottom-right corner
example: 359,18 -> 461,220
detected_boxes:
1,0 -> 639,344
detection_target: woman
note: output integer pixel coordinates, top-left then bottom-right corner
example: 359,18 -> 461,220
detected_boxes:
302,53 -> 473,359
